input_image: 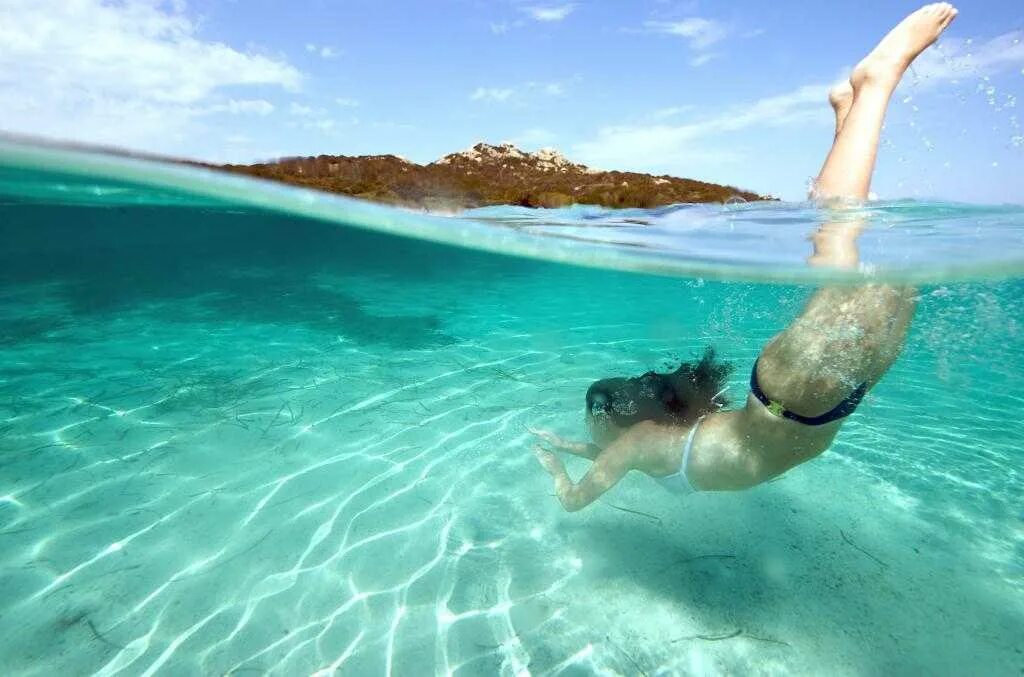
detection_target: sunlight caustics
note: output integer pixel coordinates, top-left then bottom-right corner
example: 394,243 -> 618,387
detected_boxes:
0,143 -> 1021,674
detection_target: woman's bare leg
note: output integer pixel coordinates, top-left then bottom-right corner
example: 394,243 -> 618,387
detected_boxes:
806,82 -> 858,267
829,81 -> 854,140
758,4 -> 957,418
814,3 -> 959,201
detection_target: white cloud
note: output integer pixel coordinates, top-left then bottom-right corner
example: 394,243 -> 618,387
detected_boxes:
469,81 -> 567,103
284,101 -> 345,133
370,120 -> 415,132
308,119 -> 336,132
642,16 -> 737,68
205,99 -> 275,116
288,102 -> 339,133
335,97 -> 360,108
507,127 -> 557,148
471,87 -> 516,102
573,83 -> 830,170
649,105 -> 695,120
689,53 -> 717,67
911,31 -> 1024,85
645,17 -> 729,50
306,43 -> 340,59
572,30 -> 1024,185
284,115 -> 344,134
0,0 -> 301,155
523,4 -> 575,22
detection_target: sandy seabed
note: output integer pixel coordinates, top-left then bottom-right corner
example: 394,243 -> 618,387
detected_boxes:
1,225 -> 1021,676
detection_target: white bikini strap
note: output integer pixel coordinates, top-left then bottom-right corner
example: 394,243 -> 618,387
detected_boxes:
682,416 -> 705,475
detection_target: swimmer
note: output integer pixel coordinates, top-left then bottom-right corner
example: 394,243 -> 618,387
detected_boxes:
532,4 -> 958,511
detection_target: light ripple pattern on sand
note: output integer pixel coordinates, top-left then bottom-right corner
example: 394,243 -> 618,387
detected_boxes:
0,196 -> 1022,675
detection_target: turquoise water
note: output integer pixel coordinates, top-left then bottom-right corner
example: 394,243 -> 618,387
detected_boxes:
0,141 -> 1022,675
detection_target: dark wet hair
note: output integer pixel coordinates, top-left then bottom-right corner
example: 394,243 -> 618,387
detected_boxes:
585,347 -> 733,428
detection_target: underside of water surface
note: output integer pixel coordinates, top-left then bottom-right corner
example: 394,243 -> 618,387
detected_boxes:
0,141 -> 1022,675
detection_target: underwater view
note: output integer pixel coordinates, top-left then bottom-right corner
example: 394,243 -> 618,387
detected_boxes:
0,140 -> 1021,676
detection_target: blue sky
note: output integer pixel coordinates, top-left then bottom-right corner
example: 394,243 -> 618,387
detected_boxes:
1,0 -> 1022,201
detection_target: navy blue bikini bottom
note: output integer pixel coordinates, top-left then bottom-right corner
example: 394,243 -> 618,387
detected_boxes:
750,359 -> 866,426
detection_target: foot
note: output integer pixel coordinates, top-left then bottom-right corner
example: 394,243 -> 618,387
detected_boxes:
851,3 -> 958,91
829,81 -> 854,134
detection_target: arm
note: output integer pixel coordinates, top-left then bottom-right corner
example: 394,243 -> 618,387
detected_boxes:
533,434 -> 636,512
528,427 -> 601,460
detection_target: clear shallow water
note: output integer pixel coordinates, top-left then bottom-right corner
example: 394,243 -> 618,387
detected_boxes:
0,141 -> 1022,675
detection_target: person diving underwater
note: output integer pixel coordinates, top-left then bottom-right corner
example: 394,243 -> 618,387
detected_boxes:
532,3 -> 959,512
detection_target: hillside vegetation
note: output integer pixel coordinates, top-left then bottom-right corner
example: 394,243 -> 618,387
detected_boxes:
221,143 -> 766,210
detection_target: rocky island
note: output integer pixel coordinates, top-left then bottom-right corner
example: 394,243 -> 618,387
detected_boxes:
221,143 -> 765,210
